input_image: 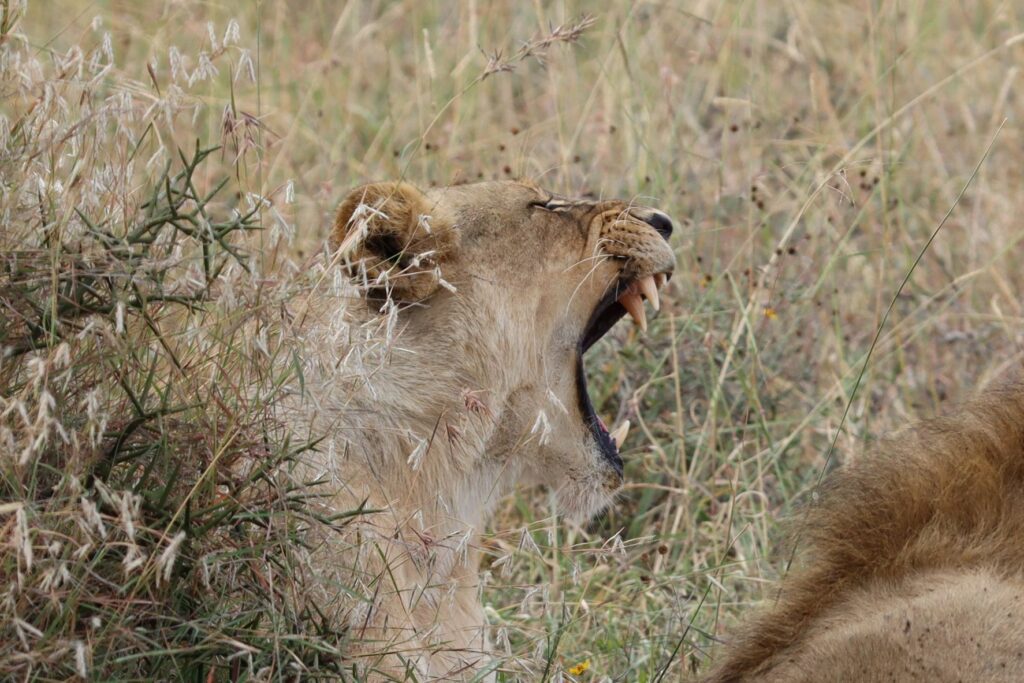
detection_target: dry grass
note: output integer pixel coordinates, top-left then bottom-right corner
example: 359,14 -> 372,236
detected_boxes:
4,0 -> 1024,680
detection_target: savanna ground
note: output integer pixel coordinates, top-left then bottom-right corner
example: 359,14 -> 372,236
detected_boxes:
2,0 -> 1023,680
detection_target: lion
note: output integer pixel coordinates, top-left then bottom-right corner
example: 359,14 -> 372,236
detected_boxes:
286,179 -> 675,679
704,366 -> 1024,682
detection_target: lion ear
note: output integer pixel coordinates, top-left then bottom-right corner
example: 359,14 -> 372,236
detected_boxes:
329,182 -> 457,301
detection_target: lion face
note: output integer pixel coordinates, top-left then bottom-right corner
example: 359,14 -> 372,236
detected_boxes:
331,180 -> 674,521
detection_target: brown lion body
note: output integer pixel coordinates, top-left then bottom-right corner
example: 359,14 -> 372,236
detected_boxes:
706,369 -> 1024,682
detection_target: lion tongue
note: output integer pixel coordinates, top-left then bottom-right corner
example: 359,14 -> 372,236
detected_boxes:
618,290 -> 647,332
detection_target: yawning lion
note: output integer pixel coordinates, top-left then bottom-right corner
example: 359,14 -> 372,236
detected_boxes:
287,179 -> 675,679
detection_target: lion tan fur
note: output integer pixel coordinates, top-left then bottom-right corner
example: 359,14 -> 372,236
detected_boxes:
287,180 -> 674,680
705,366 -> 1024,682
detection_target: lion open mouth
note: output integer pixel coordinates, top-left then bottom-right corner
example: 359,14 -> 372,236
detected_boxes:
577,273 -> 668,474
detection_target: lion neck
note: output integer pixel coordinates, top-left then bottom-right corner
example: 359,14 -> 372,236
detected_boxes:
312,289 -> 540,544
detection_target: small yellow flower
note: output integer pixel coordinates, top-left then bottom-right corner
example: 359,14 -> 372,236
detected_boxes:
764,306 -> 778,320
568,659 -> 591,676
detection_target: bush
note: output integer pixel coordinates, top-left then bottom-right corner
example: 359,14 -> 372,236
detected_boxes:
0,5 -> 351,679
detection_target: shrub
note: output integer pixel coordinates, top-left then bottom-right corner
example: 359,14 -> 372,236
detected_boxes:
0,5 -> 350,679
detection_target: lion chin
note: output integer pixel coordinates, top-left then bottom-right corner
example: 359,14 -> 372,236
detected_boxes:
554,459 -> 624,523
287,178 -> 676,680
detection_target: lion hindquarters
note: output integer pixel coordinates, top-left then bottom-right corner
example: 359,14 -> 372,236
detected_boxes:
705,373 -> 1024,682
753,569 -> 1024,683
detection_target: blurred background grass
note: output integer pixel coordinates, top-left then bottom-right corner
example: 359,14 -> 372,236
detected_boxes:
10,0 -> 1024,679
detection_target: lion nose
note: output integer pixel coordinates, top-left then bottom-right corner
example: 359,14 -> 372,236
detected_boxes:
643,210 -> 674,240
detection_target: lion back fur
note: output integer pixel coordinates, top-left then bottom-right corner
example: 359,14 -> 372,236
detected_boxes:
706,369 -> 1024,682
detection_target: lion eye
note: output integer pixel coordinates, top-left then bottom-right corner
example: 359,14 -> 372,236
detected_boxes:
530,198 -> 573,213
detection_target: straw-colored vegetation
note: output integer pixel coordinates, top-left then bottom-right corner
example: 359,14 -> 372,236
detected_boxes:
3,0 -> 1023,680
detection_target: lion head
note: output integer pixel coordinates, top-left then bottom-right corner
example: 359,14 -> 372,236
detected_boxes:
329,179 -> 675,522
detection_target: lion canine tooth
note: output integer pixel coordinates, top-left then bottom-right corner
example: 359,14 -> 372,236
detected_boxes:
638,275 -> 660,311
609,420 -> 630,449
654,273 -> 666,289
618,291 -> 647,331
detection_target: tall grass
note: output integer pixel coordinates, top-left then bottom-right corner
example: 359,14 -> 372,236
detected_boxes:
0,4 -> 354,679
4,0 -> 1024,680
